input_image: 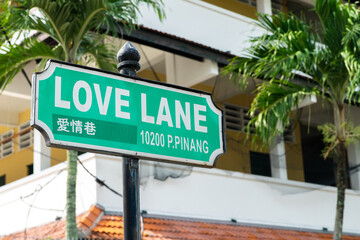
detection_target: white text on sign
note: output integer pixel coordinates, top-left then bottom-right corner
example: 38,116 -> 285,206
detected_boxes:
54,77 -> 208,133
140,130 -> 209,153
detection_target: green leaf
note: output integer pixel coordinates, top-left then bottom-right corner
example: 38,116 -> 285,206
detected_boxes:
0,38 -> 59,91
247,79 -> 320,144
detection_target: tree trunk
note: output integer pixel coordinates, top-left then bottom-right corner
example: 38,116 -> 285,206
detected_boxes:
333,104 -> 347,240
333,141 -> 347,240
66,149 -> 78,239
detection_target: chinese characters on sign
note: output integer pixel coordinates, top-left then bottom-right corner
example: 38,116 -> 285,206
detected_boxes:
31,60 -> 224,167
57,118 -> 96,136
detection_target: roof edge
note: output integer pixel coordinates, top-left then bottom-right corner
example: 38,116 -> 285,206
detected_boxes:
100,24 -> 235,67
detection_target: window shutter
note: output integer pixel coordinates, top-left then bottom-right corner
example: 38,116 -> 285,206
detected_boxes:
223,103 -> 295,142
1,130 -> 14,159
18,121 -> 33,150
237,0 -> 257,7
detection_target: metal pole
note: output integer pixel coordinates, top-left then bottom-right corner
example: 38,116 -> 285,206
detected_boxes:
117,42 -> 141,240
122,157 -> 140,239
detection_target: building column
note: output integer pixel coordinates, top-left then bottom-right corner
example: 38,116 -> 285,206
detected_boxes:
256,0 -> 272,15
269,136 -> 288,180
33,129 -> 51,173
347,106 -> 360,190
164,52 -> 218,87
347,143 -> 360,190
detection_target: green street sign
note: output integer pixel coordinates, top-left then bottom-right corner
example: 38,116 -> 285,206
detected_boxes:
31,60 -> 225,167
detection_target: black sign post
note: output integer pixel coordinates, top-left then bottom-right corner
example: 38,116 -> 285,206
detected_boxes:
32,37 -> 225,239
117,42 -> 141,240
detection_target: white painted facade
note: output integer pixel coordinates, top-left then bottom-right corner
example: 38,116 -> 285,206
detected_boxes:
33,129 -> 51,173
0,153 -> 360,236
2,0 -> 360,237
137,0 -> 264,56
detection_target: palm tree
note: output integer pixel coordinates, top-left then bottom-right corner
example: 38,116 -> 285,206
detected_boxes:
0,0 -> 164,238
223,0 -> 360,239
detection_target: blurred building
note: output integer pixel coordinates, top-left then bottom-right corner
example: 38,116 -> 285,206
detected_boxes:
0,0 -> 360,238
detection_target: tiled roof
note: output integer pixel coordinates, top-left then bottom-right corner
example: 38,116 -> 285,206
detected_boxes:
2,205 -> 360,240
91,216 -> 360,240
0,205 -> 104,239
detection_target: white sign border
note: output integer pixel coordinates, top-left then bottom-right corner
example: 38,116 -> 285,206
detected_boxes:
31,60 -> 225,167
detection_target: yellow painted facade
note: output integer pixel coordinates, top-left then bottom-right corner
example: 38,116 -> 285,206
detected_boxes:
190,83 -> 214,93
191,86 -> 305,181
138,70 -> 167,83
0,108 -> 67,185
0,89 -> 305,184
201,0 -> 257,19
0,77 -> 304,184
0,0 -> 306,186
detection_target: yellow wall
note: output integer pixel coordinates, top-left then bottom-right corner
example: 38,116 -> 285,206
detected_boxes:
191,83 -> 214,93
212,93 -> 304,181
0,109 -> 33,184
0,126 -> 12,134
201,0 -> 257,19
216,130 -> 259,173
0,145 -> 34,184
51,148 -> 67,166
18,108 -> 31,124
0,90 -> 305,184
138,70 -> 166,83
285,122 -> 304,181
0,108 -> 67,185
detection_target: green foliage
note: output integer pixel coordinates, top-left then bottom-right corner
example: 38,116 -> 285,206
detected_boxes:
0,0 -> 165,89
0,1 -> 165,239
224,1 -> 360,238
247,79 -> 320,144
318,122 -> 360,159
0,38 -> 56,91
223,0 -> 360,145
318,123 -> 337,158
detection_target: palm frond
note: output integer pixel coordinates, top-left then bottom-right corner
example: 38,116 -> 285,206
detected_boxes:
248,80 -> 320,144
0,0 -> 165,89
223,0 -> 360,145
0,38 -> 58,91
342,50 -> 360,104
77,33 -> 117,72
67,0 -> 165,61
223,11 -> 319,88
316,0 -> 349,54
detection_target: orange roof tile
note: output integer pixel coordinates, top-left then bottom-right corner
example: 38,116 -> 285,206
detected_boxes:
2,205 -> 360,240
89,215 -> 360,240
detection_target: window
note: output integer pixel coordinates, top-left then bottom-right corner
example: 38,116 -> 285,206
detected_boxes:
223,103 -> 255,133
223,103 -> 295,142
272,0 -> 283,12
27,164 -> 34,176
0,130 -> 14,159
237,0 -> 256,7
283,122 -> 296,143
18,121 -> 34,150
0,175 -> 5,186
286,0 -> 321,33
250,151 -> 271,177
300,124 -> 336,186
237,0 -> 283,11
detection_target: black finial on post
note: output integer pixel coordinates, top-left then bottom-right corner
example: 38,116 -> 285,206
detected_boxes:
117,41 -> 141,240
117,42 -> 141,76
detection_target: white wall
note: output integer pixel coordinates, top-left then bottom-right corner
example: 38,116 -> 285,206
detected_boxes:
346,105 -> 360,191
93,154 -> 124,211
0,61 -> 36,126
139,161 -> 360,233
0,157 -> 96,235
1,153 -> 360,236
165,53 -> 218,87
138,0 -> 264,56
